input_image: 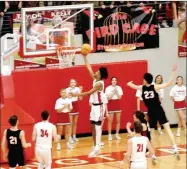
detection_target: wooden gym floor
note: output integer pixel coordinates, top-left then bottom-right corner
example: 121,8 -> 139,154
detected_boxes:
0,128 -> 186,169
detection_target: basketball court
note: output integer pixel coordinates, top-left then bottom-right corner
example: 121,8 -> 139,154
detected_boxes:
0,2 -> 186,169
0,128 -> 186,168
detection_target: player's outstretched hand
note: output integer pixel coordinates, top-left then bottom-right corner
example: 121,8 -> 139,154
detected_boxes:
79,86 -> 83,91
127,81 -> 133,86
172,64 -> 177,71
69,92 -> 78,97
126,122 -> 131,129
27,143 -> 31,148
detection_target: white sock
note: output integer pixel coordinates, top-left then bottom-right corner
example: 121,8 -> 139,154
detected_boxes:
95,125 -> 102,146
173,144 -> 177,149
177,128 -> 181,133
10,168 -> 15,169
38,163 -> 45,169
73,134 -> 76,139
45,163 -> 51,169
158,127 -> 162,131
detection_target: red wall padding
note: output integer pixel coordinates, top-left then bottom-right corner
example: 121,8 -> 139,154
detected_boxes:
7,60 -> 147,134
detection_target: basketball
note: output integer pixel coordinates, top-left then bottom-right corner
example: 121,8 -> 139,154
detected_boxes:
81,44 -> 91,56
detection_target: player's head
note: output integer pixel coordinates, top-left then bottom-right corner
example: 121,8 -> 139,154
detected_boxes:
133,111 -> 146,123
176,76 -> 183,86
134,121 -> 143,134
69,79 -> 77,88
143,73 -> 153,85
41,110 -> 50,121
111,77 -> 117,86
60,89 -> 67,98
155,75 -> 163,84
9,115 -> 18,127
95,67 -> 108,80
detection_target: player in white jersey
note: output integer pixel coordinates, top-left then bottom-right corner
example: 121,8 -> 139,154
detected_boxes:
170,76 -> 186,137
70,54 -> 108,158
32,111 -> 60,169
55,89 -> 73,150
105,76 -> 123,141
66,79 -> 83,143
120,121 -> 155,169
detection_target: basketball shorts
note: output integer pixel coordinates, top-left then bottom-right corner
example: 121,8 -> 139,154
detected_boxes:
174,100 -> 186,110
108,99 -> 122,113
130,161 -> 147,169
56,112 -> 71,125
70,101 -> 79,115
148,105 -> 168,128
35,147 -> 52,165
8,149 -> 25,167
90,104 -> 105,122
140,101 -> 148,113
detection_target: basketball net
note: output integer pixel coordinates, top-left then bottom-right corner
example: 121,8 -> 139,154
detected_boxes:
56,45 -> 76,68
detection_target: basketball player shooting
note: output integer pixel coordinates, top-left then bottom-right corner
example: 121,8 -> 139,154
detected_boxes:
127,64 -> 180,160
1,115 -> 31,169
70,53 -> 108,158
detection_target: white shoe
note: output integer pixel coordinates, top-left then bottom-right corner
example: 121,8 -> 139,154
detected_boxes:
151,157 -> 157,166
108,134 -> 112,141
158,131 -> 164,135
116,134 -> 122,140
69,137 -> 75,144
73,137 -> 79,142
173,148 -> 180,161
100,142 -> 105,147
56,143 -> 61,151
176,132 -> 180,137
88,146 -> 100,158
66,142 -> 74,149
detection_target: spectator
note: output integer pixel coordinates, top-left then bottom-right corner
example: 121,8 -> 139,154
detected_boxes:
6,1 -> 22,12
0,1 -> 5,36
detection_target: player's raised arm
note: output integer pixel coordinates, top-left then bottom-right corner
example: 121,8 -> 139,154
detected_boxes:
127,81 -> 142,90
83,56 -> 95,80
79,82 -> 102,97
1,130 -> 7,161
20,130 -> 31,148
155,65 -> 177,90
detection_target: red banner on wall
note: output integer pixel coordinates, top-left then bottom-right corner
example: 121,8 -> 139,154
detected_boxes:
178,4 -> 187,57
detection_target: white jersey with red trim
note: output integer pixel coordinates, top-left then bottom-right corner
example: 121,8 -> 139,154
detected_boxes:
34,121 -> 56,150
91,80 -> 106,104
130,136 -> 147,162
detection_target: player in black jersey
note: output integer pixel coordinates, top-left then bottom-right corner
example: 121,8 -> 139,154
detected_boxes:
127,65 -> 180,160
1,115 -> 31,169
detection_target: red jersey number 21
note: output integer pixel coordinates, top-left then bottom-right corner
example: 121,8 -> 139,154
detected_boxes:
137,144 -> 143,152
41,129 -> 49,137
